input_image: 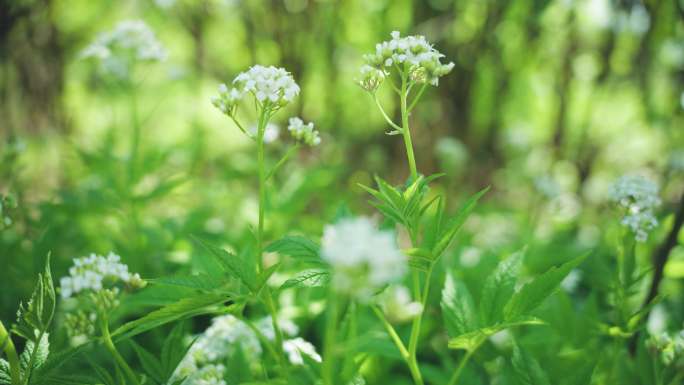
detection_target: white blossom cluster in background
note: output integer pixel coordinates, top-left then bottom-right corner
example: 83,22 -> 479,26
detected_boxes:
256,317 -> 321,366
255,316 -> 299,341
81,20 -> 166,79
608,175 -> 661,242
288,117 -> 321,146
283,338 -> 322,365
212,65 -> 300,116
175,315 -> 262,378
173,314 -> 320,384
379,285 -> 422,323
321,217 -> 407,302
59,252 -> 144,299
361,31 -> 455,87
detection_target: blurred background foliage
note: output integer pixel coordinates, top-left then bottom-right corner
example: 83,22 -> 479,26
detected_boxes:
1,0 -> 684,383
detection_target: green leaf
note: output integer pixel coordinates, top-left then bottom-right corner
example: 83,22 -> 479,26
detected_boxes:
511,342 -> 551,385
12,255 -> 55,342
280,270 -> 329,290
504,253 -> 589,321
265,236 -> 322,265
432,187 -> 489,258
112,293 -> 227,340
480,250 -> 524,325
130,341 -> 164,384
441,272 -> 477,338
194,237 -> 257,292
150,274 -> 226,291
447,317 -> 544,351
161,323 -> 195,383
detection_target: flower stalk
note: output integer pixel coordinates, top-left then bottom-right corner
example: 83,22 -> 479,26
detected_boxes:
0,321 -> 21,385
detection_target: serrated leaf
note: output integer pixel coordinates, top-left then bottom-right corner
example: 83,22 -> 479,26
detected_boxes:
280,270 -> 329,290
432,187 -> 489,258
13,255 -> 55,342
256,263 -> 282,292
504,253 -> 589,321
447,317 -> 545,351
265,236 -> 322,265
512,342 -> 551,385
194,237 -> 257,292
480,250 -> 524,325
161,323 -> 195,382
130,341 -> 164,383
150,274 -> 226,291
112,293 -> 227,340
19,334 -> 49,373
441,273 -> 477,338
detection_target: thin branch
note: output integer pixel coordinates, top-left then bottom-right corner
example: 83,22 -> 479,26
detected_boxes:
266,144 -> 300,181
371,306 -> 409,359
408,83 -> 429,112
373,94 -> 403,132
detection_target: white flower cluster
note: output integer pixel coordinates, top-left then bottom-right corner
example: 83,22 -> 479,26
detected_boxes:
357,65 -> 386,93
608,175 -> 661,242
283,337 -> 322,365
173,315 -> 261,382
81,20 -> 166,79
182,364 -> 227,385
59,252 -> 144,299
255,316 -> 299,341
288,117 -> 321,146
321,217 -> 407,301
380,285 -> 423,323
212,65 -> 300,116
362,31 -> 454,86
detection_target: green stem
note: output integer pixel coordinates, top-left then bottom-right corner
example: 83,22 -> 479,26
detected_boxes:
322,290 -> 338,385
256,107 -> 268,274
373,94 -> 403,132
400,71 -> 418,181
129,85 -> 140,183
407,83 -> 428,112
266,144 -> 299,181
0,321 -> 22,385
100,320 -> 141,385
265,290 -> 286,362
254,105 -> 288,372
447,349 -> 476,385
372,305 -> 423,385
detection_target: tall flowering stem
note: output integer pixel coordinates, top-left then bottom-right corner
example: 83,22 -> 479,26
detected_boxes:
212,65 -> 320,375
359,31 -> 455,385
400,65 -> 418,182
0,321 -> 21,385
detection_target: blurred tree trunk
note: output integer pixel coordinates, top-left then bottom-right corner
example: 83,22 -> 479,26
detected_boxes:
0,0 -> 66,135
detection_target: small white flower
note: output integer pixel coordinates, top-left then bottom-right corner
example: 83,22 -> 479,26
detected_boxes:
283,338 -> 322,365
248,122 -> 280,143
608,175 -> 661,242
287,117 -> 321,146
232,65 -> 300,107
362,31 -> 454,86
255,316 -> 299,341
357,65 -> 385,93
173,315 -> 262,383
59,252 -> 145,299
321,217 -> 407,301
81,20 -> 166,79
379,285 -> 422,323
